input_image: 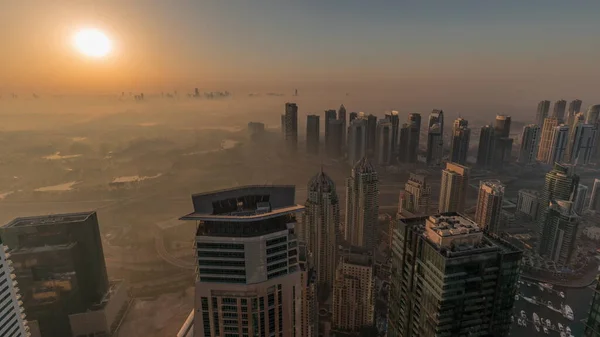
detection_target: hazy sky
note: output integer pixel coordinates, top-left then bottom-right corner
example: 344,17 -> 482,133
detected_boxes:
2,1 -> 600,102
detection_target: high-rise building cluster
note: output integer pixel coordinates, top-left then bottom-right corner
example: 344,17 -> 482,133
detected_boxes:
531,100 -> 600,166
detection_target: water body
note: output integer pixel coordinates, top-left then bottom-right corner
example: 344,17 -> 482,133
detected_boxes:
35,181 -> 79,192
112,173 -> 162,184
43,152 -> 82,160
511,281 -> 594,337
183,139 -> 239,156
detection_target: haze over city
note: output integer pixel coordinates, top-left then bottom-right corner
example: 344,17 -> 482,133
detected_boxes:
1,2 -> 600,337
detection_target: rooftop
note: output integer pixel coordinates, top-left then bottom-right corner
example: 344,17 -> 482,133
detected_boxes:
4,211 -> 95,228
10,242 -> 77,254
424,213 -> 485,251
480,180 -> 505,194
183,185 -> 303,221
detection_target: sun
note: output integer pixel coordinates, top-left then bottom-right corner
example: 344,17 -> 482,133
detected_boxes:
73,28 -> 112,58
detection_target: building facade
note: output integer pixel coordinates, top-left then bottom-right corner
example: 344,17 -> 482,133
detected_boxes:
400,173 -> 431,216
589,179 -> 600,212
516,189 -> 540,220
536,100 -> 550,127
547,124 -> 569,165
449,118 -> 470,165
306,115 -> 320,155
283,103 -> 298,152
425,110 -> 444,166
567,123 -> 596,164
574,183 -> 588,215
304,171 -> 339,295
385,111 -> 400,155
584,276 -> 600,337
388,213 -> 522,337
438,162 -> 470,213
552,99 -> 567,120
539,200 -> 579,265
375,119 -> 393,166
477,125 -> 495,168
518,124 -> 540,164
0,236 -> 30,337
180,186 -> 305,337
474,180 -> 505,234
348,119 -> 367,167
537,163 -> 579,254
1,212 -> 110,337
332,250 -> 374,334
537,117 -> 560,163
345,158 -> 379,251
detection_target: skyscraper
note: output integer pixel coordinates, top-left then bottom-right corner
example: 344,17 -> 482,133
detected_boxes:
552,99 -> 567,121
345,158 -> 379,251
425,123 -> 443,166
1,212 -> 117,337
332,249 -> 374,333
426,110 -> 444,166
566,99 -> 583,126
494,114 -> 511,138
474,180 -> 505,234
428,109 -> 444,131
539,200 -> 579,265
306,115 -> 320,155
537,163 -> 579,252
304,170 -> 339,295
477,125 -> 495,168
181,186 -> 304,337
584,277 -> 600,337
574,183 -> 588,214
388,213 -> 522,337
327,119 -> 344,158
0,235 -> 30,337
536,100 -> 551,126
516,189 -> 540,220
546,124 -> 569,165
375,119 -> 393,166
449,117 -> 470,165
365,114 -> 378,158
347,118 -> 367,166
493,115 -> 513,166
400,173 -> 430,215
518,124 -> 541,164
406,113 -> 421,163
438,162 -> 470,213
385,111 -> 400,154
586,104 -> 600,125
324,109 -> 337,144
397,123 -> 410,162
537,117 -> 560,163
284,103 -> 299,152
567,123 -> 597,164
349,112 -> 358,124
298,244 -> 318,337
589,179 -> 600,212
338,104 -> 347,147
568,99 -> 582,115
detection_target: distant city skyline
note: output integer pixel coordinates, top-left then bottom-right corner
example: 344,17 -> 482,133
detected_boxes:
2,1 -> 600,107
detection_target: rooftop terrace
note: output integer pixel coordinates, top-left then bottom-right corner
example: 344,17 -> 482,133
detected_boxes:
4,211 -> 95,228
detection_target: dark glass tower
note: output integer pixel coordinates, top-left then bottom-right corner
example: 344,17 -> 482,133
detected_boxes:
388,213 -> 522,337
1,212 -> 109,336
477,125 -> 495,168
306,114 -> 320,155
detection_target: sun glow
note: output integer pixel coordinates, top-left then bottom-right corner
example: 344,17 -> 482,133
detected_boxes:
73,29 -> 112,58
